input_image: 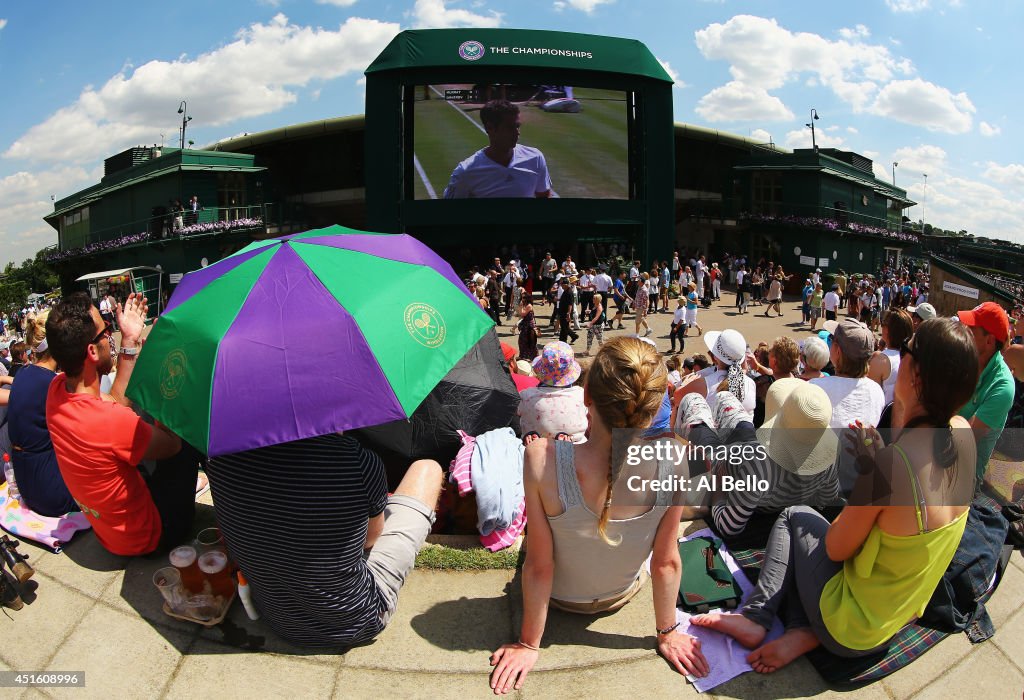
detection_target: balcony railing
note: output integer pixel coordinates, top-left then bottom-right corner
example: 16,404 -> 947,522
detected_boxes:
680,197 -> 917,243
46,205 -> 273,264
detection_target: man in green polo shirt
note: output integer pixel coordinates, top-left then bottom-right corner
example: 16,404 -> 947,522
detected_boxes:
957,301 -> 1015,484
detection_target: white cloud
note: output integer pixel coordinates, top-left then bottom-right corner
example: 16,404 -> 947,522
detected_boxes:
554,0 -> 615,12
838,24 -> 870,40
316,0 -> 359,5
847,126 -> 859,133
4,14 -> 400,164
412,0 -> 502,28
657,59 -> 687,89
693,15 -> 916,121
870,78 -> 974,133
749,128 -> 773,143
695,81 -> 793,122
979,121 -> 1001,137
0,19 -> 7,31
0,165 -> 101,268
891,144 -> 948,176
885,0 -> 930,12
924,174 -> 1024,242
782,127 -> 846,150
983,162 -> 1024,190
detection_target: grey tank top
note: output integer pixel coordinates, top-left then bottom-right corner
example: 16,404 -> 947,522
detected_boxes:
547,440 -> 673,603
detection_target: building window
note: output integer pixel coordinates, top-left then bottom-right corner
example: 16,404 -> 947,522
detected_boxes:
217,173 -> 246,221
751,172 -> 782,216
60,206 -> 89,250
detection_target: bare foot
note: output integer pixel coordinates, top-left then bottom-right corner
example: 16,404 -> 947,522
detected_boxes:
689,612 -> 767,649
746,628 -> 819,674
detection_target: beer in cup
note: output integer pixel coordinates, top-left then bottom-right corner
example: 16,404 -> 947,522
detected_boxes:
169,545 -> 205,594
198,550 -> 234,598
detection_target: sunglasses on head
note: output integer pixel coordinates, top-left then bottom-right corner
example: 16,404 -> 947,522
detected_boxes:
91,322 -> 113,345
899,338 -> 915,359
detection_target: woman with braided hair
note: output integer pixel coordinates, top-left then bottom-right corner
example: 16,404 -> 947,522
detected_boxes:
489,337 -> 709,694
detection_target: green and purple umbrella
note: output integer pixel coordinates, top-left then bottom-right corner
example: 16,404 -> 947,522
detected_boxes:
126,225 -> 494,457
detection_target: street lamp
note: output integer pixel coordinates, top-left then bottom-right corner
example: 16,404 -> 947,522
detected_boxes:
892,161 -> 898,185
177,101 -> 192,150
805,109 -> 819,151
922,173 -> 928,232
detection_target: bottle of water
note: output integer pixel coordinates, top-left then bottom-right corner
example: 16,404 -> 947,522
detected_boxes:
2,453 -> 19,503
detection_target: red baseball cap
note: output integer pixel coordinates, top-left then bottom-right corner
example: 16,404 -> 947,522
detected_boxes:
957,302 -> 1011,343
499,342 -> 517,363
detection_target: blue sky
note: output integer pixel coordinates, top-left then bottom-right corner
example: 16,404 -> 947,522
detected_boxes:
2,0 -> 1022,271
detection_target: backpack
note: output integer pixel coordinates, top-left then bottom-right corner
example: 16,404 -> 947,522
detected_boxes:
919,497 -> 1011,642
677,536 -> 743,613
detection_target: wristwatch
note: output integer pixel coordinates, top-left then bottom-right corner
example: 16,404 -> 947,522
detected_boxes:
118,346 -> 140,357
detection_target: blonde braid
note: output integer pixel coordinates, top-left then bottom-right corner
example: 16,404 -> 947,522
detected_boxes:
589,337 -> 667,545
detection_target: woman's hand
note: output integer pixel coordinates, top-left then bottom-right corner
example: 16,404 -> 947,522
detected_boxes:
658,629 -> 710,678
489,643 -> 539,694
845,419 -> 884,462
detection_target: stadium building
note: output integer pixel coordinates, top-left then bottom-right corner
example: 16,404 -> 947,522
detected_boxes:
44,28 -> 921,296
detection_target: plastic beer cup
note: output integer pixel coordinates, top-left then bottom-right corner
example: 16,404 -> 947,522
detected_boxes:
195,527 -> 226,555
198,550 -> 234,598
152,566 -> 186,613
169,545 -> 205,594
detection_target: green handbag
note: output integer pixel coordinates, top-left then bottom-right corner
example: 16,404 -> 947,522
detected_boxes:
677,536 -> 743,613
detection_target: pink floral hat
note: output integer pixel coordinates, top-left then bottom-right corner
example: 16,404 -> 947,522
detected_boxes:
531,341 -> 581,387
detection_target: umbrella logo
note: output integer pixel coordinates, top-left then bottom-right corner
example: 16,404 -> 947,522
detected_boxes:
159,349 -> 188,400
404,303 -> 446,348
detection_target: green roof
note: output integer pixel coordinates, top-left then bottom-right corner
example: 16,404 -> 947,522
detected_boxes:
46,149 -> 264,221
208,114 -> 365,152
366,28 -> 673,83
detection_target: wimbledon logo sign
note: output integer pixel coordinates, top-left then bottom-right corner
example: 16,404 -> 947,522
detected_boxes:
404,303 -> 447,348
458,40 -> 485,61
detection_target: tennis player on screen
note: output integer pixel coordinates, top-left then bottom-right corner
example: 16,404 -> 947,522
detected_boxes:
443,100 -> 553,199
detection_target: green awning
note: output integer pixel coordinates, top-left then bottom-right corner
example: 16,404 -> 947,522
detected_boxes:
44,163 -> 266,222
366,28 -> 673,83
734,164 -> 915,206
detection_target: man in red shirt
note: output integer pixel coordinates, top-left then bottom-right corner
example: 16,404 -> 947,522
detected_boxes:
45,292 -> 187,556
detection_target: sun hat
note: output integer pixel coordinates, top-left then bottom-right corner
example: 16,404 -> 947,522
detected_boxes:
703,329 -> 746,366
756,381 -> 838,475
957,301 -> 1011,343
907,302 -> 936,321
532,341 -> 581,387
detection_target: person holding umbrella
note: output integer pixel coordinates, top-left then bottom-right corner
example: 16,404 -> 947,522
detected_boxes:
44,292 -> 190,555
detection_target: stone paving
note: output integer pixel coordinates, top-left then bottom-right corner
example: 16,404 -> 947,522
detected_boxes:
1,294 -> 1022,699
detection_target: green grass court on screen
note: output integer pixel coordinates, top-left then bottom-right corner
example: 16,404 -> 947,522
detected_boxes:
412,85 -> 630,200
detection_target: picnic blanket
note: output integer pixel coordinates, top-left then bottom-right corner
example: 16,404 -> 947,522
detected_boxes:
0,481 -> 91,553
725,542 -> 955,686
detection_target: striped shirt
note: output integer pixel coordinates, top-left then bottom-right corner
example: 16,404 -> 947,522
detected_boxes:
710,450 -> 841,537
206,434 -> 388,647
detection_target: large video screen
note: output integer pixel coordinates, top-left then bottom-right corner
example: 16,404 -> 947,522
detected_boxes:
410,84 -> 630,200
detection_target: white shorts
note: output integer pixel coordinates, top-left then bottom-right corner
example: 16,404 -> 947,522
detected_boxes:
685,308 -> 698,325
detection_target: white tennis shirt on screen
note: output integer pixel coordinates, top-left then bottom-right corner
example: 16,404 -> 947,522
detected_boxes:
443,145 -> 552,198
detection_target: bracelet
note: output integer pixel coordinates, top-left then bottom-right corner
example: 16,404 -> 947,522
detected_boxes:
657,621 -> 681,635
517,639 -> 541,651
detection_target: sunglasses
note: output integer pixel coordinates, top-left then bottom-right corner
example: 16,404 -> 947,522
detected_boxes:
899,338 -> 915,360
91,322 -> 114,345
